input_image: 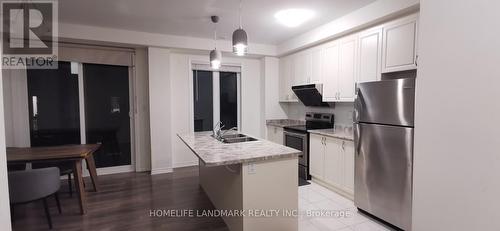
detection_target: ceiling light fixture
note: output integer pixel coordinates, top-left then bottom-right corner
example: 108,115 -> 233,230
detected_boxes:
274,9 -> 315,28
210,16 -> 222,69
232,0 -> 248,56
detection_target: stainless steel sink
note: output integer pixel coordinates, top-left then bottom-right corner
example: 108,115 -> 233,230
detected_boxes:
222,136 -> 258,143
221,134 -> 247,139
211,133 -> 258,143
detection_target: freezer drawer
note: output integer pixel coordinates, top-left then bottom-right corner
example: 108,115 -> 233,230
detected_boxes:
354,123 -> 413,230
354,78 -> 415,126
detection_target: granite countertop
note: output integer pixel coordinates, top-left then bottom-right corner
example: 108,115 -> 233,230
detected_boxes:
266,119 -> 305,128
308,126 -> 354,141
177,132 -> 301,167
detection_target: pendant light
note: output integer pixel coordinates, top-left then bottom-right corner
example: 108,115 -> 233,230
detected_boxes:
210,16 -> 222,69
232,0 -> 248,56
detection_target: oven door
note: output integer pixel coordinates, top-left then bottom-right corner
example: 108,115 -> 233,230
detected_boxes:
283,131 -> 308,166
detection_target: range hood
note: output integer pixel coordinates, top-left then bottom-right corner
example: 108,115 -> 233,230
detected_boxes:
292,84 -> 331,107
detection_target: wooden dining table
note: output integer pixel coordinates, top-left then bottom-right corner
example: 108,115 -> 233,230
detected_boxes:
7,144 -> 101,214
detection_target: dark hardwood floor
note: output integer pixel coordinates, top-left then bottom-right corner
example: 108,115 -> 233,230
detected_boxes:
11,167 -> 229,231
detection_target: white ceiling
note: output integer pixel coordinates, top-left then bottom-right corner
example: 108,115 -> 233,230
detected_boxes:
59,0 -> 376,45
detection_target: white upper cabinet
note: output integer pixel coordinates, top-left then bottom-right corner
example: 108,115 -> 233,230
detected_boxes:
293,52 -> 306,85
358,27 -> 383,83
322,36 -> 357,103
292,50 -> 313,86
310,47 -> 322,84
382,14 -> 418,73
321,40 -> 340,101
338,35 -> 357,102
279,56 -> 297,102
278,13 -> 419,103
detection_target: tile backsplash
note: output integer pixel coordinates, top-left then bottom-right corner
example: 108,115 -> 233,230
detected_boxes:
285,102 -> 354,126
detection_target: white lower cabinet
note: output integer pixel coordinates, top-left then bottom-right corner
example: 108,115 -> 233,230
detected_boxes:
309,135 -> 324,177
309,134 -> 354,197
266,126 -> 284,145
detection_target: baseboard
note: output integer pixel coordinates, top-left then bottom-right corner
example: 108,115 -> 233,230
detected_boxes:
150,167 -> 173,175
173,160 -> 198,168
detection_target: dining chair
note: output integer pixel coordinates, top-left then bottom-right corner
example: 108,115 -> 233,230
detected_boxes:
33,161 -> 75,197
8,167 -> 62,229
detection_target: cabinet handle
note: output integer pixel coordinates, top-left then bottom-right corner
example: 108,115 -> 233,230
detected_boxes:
341,141 -> 345,151
415,55 -> 419,66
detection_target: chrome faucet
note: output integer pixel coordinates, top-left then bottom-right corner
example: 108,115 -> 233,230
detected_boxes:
213,121 -> 225,140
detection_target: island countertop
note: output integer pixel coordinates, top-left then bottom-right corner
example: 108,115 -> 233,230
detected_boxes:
177,131 -> 301,167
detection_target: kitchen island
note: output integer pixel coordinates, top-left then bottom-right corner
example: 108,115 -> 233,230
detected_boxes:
178,131 -> 300,231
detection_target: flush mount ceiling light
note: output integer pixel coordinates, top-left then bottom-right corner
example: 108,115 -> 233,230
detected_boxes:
232,0 -> 248,56
210,15 -> 222,69
274,9 -> 315,28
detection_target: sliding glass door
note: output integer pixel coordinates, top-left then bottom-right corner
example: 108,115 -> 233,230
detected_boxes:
83,64 -> 131,168
192,69 -> 240,132
26,61 -> 132,169
27,61 -> 81,146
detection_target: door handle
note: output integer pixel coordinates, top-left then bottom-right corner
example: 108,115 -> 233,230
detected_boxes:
354,124 -> 361,156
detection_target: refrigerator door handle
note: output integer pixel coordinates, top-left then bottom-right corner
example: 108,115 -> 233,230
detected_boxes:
354,123 -> 361,156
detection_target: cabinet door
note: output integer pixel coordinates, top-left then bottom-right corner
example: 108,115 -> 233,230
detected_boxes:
321,41 -> 340,102
278,58 -> 288,101
309,135 -> 324,178
274,127 -> 284,145
279,56 -> 297,102
323,137 -> 343,188
338,35 -> 357,102
266,126 -> 275,141
342,140 -> 355,195
358,27 -> 382,83
293,51 -> 311,85
311,48 -> 322,84
382,14 -> 418,73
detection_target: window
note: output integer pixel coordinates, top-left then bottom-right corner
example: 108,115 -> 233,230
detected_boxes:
193,68 -> 240,132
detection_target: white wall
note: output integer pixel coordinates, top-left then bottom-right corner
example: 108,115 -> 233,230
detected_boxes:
412,1 -> 500,230
167,52 -> 265,168
148,47 -> 173,174
0,56 -> 13,230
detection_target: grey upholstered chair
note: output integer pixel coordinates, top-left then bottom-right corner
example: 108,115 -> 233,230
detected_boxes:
8,167 -> 62,229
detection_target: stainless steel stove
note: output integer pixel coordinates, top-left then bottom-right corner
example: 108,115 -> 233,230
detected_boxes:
283,112 -> 334,186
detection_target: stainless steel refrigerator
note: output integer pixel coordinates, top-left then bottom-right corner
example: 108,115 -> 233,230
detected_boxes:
353,78 -> 415,231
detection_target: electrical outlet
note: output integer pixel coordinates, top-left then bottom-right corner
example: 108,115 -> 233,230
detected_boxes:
248,163 -> 256,174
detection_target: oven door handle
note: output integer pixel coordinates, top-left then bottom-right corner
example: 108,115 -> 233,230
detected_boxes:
283,131 -> 308,139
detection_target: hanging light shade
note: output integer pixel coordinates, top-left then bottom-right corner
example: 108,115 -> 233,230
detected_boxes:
232,28 -> 248,56
209,15 -> 221,69
232,0 -> 248,56
210,49 -> 222,69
